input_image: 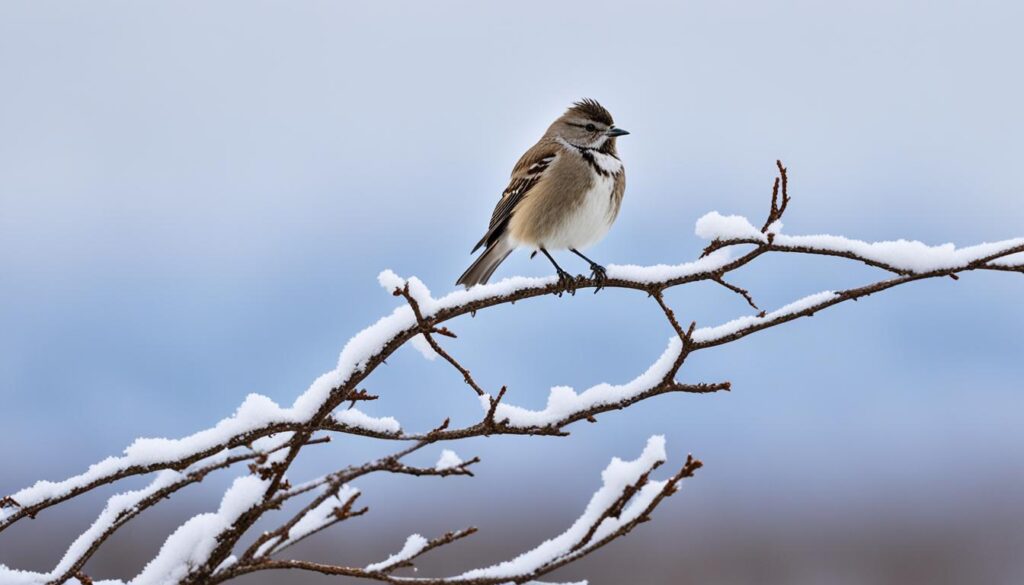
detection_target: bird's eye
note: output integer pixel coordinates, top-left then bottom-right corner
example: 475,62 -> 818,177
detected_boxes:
585,123 -> 596,131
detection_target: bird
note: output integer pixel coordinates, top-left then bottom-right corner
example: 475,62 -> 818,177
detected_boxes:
456,99 -> 628,291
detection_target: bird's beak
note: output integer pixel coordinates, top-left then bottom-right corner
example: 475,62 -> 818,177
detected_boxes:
605,127 -> 630,137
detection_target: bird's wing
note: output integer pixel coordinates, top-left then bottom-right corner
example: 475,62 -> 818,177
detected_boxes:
471,144 -> 559,253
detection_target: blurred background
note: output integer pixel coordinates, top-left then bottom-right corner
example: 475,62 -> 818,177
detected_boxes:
2,1 -> 1023,583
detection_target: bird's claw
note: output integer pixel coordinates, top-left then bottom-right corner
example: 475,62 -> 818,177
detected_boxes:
589,263 -> 607,292
556,269 -> 577,296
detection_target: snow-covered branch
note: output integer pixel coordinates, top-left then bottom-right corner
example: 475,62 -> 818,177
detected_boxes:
2,161 -> 1020,584
211,437 -> 698,585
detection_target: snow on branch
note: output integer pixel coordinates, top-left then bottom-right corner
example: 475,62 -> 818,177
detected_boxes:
697,210 -> 1024,275
132,474 -> 270,585
365,534 -> 430,573
453,436 -> 686,581
2,161 -> 1020,585
212,437 -> 698,585
434,449 -> 464,471
251,484 -> 363,559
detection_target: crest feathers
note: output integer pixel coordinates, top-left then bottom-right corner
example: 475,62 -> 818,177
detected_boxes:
566,99 -> 614,126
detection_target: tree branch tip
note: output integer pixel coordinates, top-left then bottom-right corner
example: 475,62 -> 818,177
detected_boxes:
426,418 -> 452,437
433,326 -> 458,338
348,388 -> 379,402
682,454 -> 704,472
485,387 -> 509,427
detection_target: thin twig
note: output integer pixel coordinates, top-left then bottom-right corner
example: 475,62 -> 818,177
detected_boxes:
397,284 -> 486,397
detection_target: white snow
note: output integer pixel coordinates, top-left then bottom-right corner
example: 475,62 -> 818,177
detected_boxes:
1,394 -> 303,524
456,436 -> 668,580
249,433 -> 294,466
434,449 -> 464,471
289,485 -> 358,541
332,407 -> 401,435
364,533 -> 429,572
605,248 -> 734,284
990,252 -> 1024,267
0,443 -> 293,585
377,269 -> 407,293
409,334 -> 438,361
694,210 -> 1024,274
772,233 -> 1024,273
0,567 -> 46,585
55,470 -> 185,579
214,555 -> 237,573
691,290 -> 840,344
0,469 -> 186,584
480,337 -> 682,428
131,475 -> 269,585
255,484 -> 360,557
695,212 -> 766,242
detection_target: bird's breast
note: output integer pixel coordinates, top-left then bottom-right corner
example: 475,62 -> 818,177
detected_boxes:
541,171 -> 618,250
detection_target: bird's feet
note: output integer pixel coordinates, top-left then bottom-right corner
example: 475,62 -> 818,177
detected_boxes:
589,262 -> 608,292
556,268 -> 578,296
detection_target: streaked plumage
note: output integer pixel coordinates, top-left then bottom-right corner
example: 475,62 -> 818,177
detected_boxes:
457,99 -> 628,289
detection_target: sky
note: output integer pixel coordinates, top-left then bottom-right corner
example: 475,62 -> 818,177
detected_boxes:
2,1 -> 1023,583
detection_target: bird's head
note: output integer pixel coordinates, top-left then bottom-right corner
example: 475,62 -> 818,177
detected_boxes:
548,98 -> 629,150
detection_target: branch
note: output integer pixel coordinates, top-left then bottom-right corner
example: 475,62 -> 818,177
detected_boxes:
0,436 -> 321,585
3,161 -> 1020,585
711,274 -> 761,311
396,283 -> 486,397
243,435 -> 478,563
213,437 -> 698,585
760,159 -> 790,233
364,529 -> 479,574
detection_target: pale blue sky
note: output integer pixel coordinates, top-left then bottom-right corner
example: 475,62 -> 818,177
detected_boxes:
2,1 -> 1023,581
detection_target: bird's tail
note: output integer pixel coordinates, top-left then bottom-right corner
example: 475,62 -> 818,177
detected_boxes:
456,237 -> 514,288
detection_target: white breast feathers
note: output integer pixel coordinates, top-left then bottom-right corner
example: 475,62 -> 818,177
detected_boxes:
546,171 -> 617,250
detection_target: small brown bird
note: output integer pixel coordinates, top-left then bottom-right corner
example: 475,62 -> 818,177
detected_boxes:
457,99 -> 628,289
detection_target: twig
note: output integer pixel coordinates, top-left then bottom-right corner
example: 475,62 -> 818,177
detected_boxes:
711,275 -> 760,311
397,284 -> 486,397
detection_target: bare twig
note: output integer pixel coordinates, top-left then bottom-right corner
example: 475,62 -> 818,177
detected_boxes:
712,274 -> 761,311
397,283 -> 486,397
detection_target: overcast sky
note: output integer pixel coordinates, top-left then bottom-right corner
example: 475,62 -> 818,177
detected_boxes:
2,1 -> 1023,582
